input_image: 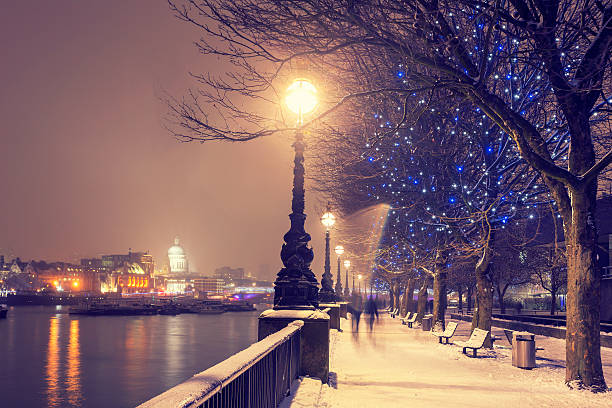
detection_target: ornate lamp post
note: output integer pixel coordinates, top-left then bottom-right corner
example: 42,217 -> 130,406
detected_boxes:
334,245 -> 344,300
273,79 -> 319,309
357,274 -> 363,294
344,259 -> 352,295
319,205 -> 336,302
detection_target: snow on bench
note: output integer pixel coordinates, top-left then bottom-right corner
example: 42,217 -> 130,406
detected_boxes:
402,313 -> 418,327
390,308 -> 399,318
431,321 -> 458,344
455,328 -> 491,357
400,312 -> 412,325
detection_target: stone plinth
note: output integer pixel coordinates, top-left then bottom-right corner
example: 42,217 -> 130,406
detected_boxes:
319,303 -> 341,330
258,309 -> 330,383
337,302 -> 348,318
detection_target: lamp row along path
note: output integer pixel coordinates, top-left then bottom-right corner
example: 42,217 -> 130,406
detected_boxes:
282,314 -> 612,408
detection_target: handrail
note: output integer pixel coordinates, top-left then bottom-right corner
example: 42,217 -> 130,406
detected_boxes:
138,320 -> 304,408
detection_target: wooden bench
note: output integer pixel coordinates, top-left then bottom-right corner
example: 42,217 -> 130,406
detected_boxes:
400,312 -> 413,325
455,328 -> 492,357
390,308 -> 399,318
403,313 -> 418,327
431,321 -> 458,344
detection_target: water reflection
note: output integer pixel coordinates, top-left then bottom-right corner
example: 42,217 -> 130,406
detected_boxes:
67,319 -> 82,406
125,319 -> 146,385
46,317 -> 60,407
3,307 -> 259,408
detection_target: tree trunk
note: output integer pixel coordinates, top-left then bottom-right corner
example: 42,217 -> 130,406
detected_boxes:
432,251 -> 447,331
400,279 -> 414,318
388,287 -> 395,310
406,278 -> 416,314
467,285 -> 473,313
458,285 -> 463,313
471,246 -> 494,348
550,288 -> 557,316
416,276 -> 430,323
393,282 -> 401,312
496,284 -> 506,315
564,188 -> 606,390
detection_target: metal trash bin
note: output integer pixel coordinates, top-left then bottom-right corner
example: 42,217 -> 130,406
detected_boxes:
421,316 -> 432,331
512,332 -> 536,369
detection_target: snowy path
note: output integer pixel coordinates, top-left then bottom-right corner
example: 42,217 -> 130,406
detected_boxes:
315,314 -> 612,408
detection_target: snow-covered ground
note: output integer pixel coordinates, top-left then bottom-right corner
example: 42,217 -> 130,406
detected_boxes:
287,314 -> 612,407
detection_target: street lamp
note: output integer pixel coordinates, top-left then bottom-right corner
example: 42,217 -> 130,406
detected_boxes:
334,245 -> 344,300
285,79 -> 318,125
344,259 -> 352,295
357,274 -> 362,294
273,78 -> 319,309
319,204 -> 336,302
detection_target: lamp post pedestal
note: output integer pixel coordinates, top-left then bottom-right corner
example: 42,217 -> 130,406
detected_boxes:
258,309 -> 329,383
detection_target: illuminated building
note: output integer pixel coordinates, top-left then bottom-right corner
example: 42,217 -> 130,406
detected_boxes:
168,237 -> 189,275
115,262 -> 151,294
193,278 -> 224,296
165,278 -> 189,294
80,250 -> 155,294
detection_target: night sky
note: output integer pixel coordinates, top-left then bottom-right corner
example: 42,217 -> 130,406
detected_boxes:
0,0 -> 328,279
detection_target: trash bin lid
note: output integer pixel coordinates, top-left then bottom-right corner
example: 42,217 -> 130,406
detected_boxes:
512,331 -> 535,340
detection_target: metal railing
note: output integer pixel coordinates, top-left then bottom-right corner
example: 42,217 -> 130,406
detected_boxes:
138,320 -> 303,408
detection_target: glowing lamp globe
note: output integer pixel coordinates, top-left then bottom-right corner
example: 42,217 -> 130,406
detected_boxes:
335,245 -> 345,256
285,79 -> 318,116
343,260 -> 351,269
321,211 -> 336,229
357,274 -> 362,280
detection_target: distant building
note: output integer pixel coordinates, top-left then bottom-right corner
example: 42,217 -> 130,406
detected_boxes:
193,277 -> 224,296
214,266 -> 245,284
79,249 -> 155,294
165,278 -> 189,294
168,237 -> 189,275
80,258 -> 104,268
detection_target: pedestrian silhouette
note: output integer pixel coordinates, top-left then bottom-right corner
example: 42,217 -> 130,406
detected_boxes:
347,303 -> 362,333
365,295 -> 379,331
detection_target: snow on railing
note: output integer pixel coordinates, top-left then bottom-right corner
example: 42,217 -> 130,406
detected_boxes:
137,320 -> 304,408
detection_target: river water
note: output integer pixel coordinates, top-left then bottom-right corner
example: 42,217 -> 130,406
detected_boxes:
0,305 -> 260,407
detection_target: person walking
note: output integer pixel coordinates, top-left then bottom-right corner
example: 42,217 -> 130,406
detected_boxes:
365,295 -> 379,331
347,303 -> 362,333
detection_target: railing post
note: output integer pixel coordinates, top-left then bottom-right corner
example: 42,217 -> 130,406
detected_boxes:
259,311 -> 329,383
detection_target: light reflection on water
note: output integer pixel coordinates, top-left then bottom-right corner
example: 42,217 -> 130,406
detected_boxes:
46,316 -> 61,407
67,319 -> 82,407
0,306 -> 259,407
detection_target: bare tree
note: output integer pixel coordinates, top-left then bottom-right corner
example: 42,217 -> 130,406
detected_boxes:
167,0 -> 612,390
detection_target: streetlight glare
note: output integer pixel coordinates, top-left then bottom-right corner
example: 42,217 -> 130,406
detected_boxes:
335,245 -> 345,256
321,211 -> 336,229
343,260 -> 351,268
285,79 -> 318,116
